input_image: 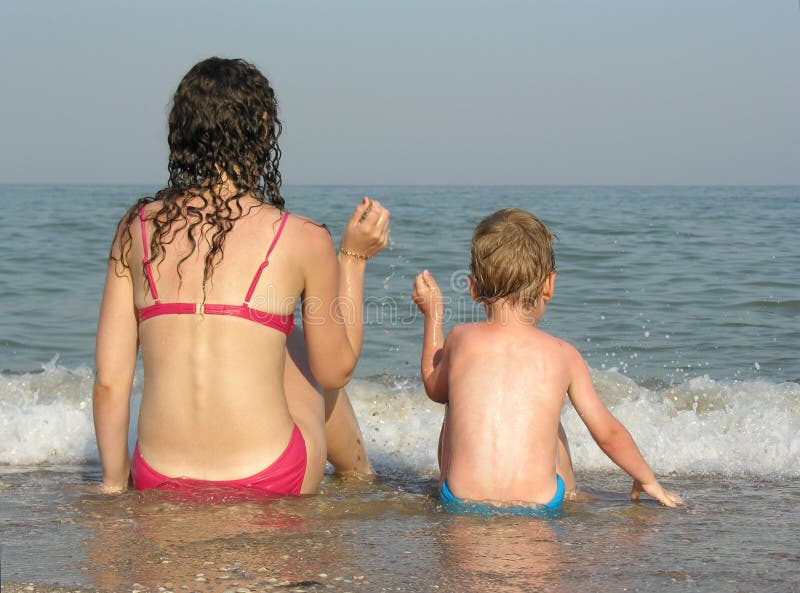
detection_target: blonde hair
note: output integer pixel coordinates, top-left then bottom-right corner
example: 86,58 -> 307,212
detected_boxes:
470,208 -> 556,307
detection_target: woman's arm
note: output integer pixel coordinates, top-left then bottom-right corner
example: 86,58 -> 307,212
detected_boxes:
336,198 -> 391,359
93,230 -> 139,492
301,198 -> 389,389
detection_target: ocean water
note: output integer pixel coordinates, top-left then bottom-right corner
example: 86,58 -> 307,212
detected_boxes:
0,184 -> 798,592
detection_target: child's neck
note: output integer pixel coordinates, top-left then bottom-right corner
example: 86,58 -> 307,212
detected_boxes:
483,299 -> 544,326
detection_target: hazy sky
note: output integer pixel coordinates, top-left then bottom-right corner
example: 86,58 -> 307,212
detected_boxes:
1,1 -> 798,185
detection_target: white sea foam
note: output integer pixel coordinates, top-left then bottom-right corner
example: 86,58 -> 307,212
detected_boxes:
0,357 -> 140,465
563,370 -> 800,478
348,370 -> 800,479
0,358 -> 94,465
1,360 -> 797,478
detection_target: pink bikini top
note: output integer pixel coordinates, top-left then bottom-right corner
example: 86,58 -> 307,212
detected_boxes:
136,206 -> 295,335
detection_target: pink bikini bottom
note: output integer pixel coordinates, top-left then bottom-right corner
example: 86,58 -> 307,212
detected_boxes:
131,424 -> 307,496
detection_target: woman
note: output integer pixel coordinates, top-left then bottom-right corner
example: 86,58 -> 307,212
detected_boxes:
93,57 -> 389,495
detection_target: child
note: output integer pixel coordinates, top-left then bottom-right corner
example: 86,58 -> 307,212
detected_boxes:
412,208 -> 681,515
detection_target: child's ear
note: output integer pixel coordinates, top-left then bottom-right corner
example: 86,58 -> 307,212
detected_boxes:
541,272 -> 556,303
467,275 -> 479,302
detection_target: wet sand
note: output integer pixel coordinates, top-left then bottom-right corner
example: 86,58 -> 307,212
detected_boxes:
2,468 -> 799,593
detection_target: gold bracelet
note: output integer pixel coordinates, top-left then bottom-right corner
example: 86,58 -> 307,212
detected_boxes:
339,247 -> 369,260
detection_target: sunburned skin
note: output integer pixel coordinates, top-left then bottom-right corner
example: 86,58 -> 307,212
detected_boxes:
94,192 -> 389,493
413,268 -> 682,509
94,57 -> 393,495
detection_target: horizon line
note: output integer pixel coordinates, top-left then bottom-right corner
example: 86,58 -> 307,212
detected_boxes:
1,182 -> 799,188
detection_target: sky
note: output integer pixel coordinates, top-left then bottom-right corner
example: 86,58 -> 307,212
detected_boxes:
0,1 -> 798,185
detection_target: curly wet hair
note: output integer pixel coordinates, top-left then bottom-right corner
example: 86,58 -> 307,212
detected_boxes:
113,57 -> 284,291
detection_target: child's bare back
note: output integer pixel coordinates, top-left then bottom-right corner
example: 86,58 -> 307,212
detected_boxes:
440,319 -> 572,506
413,208 -> 681,514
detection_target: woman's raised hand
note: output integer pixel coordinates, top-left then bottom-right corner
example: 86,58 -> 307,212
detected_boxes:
340,198 -> 390,261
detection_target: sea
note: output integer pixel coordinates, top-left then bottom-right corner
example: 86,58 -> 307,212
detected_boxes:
0,184 -> 798,592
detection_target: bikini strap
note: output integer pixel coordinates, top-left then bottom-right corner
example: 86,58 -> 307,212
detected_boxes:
139,206 -> 160,303
244,211 -> 290,304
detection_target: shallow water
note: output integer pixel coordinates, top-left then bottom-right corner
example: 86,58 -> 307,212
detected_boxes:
1,467 -> 798,592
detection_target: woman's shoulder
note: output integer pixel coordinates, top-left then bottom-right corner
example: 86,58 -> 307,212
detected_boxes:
285,211 -> 327,229
275,212 -> 335,266
125,197 -> 162,223
114,197 -> 153,231
284,211 -> 333,241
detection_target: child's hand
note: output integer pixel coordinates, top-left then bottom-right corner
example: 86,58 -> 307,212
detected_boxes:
340,197 -> 390,260
631,479 -> 683,507
412,270 -> 444,320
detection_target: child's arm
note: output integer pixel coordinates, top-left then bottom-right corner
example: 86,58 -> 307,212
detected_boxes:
565,343 -> 682,507
412,270 -> 449,403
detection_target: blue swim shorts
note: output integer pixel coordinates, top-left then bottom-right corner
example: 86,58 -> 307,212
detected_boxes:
439,475 -> 565,518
